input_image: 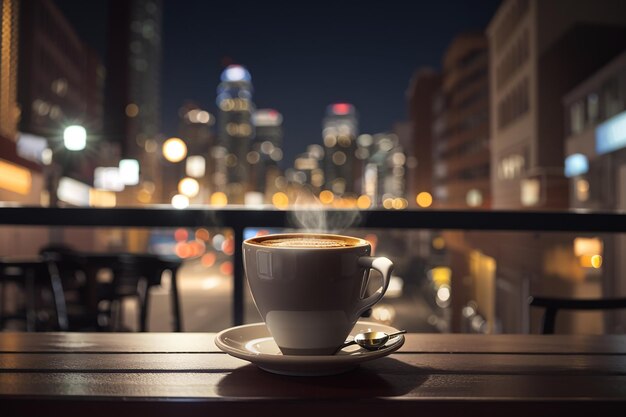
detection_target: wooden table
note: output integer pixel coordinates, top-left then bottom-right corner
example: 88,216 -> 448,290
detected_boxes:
0,332 -> 625,416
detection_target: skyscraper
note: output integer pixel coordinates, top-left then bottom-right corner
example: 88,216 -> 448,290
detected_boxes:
0,0 -> 19,142
406,69 -> 441,203
322,103 -> 358,196
17,0 -> 104,184
432,33 -> 490,209
105,0 -> 162,195
250,109 -> 283,199
215,65 -> 254,204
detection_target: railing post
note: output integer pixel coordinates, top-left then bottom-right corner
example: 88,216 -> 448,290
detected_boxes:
233,226 -> 245,326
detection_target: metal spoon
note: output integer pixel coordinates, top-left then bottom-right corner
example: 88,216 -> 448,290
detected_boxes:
336,329 -> 407,353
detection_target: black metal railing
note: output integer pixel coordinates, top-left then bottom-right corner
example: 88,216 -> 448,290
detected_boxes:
2,206 -> 625,325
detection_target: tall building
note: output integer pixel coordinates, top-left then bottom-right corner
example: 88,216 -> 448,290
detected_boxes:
432,33 -> 490,209
0,0 -> 41,203
250,109 -> 283,199
171,102 -> 215,203
460,0 -> 626,335
0,0 -> 19,142
17,0 -> 104,184
215,65 -> 255,204
488,0 -> 626,209
406,69 -> 441,203
563,50 -> 626,331
105,0 -> 162,196
360,133 -> 405,207
322,103 -> 358,196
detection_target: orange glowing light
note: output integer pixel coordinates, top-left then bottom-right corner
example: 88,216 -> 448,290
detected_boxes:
210,191 -> 228,206
416,192 -> 433,208
189,241 -> 205,257
222,238 -> 235,256
220,261 -> 234,276
591,255 -> 603,269
195,228 -> 210,241
201,252 -> 216,267
357,195 -> 371,209
319,190 -> 334,205
174,228 -> 188,242
175,242 -> 191,258
272,192 -> 289,209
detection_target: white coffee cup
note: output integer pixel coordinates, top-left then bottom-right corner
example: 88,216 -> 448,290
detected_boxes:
243,233 -> 393,355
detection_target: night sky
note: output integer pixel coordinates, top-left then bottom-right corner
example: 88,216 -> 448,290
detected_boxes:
55,0 -> 501,166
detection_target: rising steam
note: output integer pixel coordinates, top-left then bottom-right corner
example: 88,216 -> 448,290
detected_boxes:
288,190 -> 362,233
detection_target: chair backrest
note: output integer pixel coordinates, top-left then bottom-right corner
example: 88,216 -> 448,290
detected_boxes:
528,296 -> 626,334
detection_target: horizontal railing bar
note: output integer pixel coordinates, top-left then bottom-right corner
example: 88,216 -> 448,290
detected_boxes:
0,207 -> 625,233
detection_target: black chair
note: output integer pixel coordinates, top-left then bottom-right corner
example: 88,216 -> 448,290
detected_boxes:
0,257 -> 68,331
96,254 -> 182,332
39,247 -> 102,331
529,296 -> 626,334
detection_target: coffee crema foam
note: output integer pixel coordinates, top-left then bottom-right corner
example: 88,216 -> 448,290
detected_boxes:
258,237 -> 354,248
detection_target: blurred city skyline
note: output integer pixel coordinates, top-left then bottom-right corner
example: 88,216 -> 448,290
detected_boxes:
2,0 -> 626,337
54,0 -> 501,166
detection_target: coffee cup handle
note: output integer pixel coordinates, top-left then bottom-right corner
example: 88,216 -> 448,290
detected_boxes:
355,256 -> 394,316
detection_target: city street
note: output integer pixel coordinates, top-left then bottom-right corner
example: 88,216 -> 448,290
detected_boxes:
138,259 -> 439,333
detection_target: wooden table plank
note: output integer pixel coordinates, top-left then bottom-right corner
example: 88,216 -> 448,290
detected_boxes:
1,371 -> 625,399
402,333 -> 626,354
0,332 -> 218,353
1,353 -> 626,375
1,332 -> 626,417
1,332 -> 625,354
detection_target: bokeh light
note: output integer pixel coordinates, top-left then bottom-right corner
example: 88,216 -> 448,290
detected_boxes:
201,252 -> 216,267
171,194 -> 189,209
416,192 -> 433,208
220,261 -> 234,276
178,177 -> 200,198
210,192 -> 228,206
174,228 -> 188,242
195,228 -> 210,241
63,125 -> 86,151
272,192 -> 289,209
162,138 -> 187,163
591,255 -> 603,269
319,190 -> 334,205
357,195 -> 371,209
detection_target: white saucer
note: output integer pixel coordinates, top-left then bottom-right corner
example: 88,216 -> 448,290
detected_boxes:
215,321 -> 405,376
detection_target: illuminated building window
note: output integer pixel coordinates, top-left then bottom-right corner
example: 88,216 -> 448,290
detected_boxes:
332,151 -> 347,166
520,178 -> 540,206
125,103 -> 139,117
570,100 -> 585,134
576,179 -> 590,202
270,148 -> 283,162
246,151 -> 260,164
337,135 -> 351,147
324,135 -> 337,147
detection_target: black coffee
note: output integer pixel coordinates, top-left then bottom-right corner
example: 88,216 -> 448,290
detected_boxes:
258,236 -> 355,248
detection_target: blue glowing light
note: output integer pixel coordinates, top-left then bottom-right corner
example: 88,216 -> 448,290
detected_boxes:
596,110 -> 626,155
564,153 -> 589,178
221,65 -> 251,83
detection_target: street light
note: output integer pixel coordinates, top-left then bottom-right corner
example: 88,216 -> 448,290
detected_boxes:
63,125 -> 87,151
